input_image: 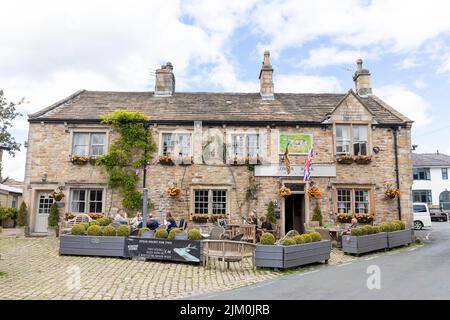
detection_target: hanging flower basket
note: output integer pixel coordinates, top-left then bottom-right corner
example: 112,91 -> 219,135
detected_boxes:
192,214 -> 209,223
71,155 -> 90,165
50,190 -> 65,202
307,186 -> 322,198
159,156 -> 175,166
355,155 -> 372,164
167,186 -> 181,197
278,186 -> 292,198
385,188 -> 401,199
209,214 -> 226,222
336,155 -> 354,164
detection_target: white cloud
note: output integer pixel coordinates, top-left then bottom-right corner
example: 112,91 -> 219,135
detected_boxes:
299,46 -> 377,68
275,74 -> 341,93
376,85 -> 432,128
413,80 -> 428,89
396,57 -> 420,70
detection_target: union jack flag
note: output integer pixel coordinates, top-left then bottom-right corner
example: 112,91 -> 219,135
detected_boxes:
303,148 -> 314,181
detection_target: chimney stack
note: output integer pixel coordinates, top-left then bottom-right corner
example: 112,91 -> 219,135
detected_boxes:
259,51 -> 274,100
154,62 -> 175,96
353,59 -> 372,96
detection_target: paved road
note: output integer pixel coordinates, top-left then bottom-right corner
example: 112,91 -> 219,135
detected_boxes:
190,222 -> 450,300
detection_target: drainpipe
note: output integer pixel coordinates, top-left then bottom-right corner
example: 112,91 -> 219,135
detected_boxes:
393,127 -> 402,220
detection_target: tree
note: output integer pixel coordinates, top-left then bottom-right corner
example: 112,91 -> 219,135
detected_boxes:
48,203 -> 59,228
17,202 -> 27,227
0,90 -> 23,156
312,200 -> 323,226
266,201 -> 277,224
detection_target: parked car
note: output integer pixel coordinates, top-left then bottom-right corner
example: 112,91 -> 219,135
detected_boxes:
413,203 -> 432,230
429,208 -> 449,222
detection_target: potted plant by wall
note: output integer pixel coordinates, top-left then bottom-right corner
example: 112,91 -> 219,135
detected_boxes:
354,155 -> 372,164
255,232 -> 331,269
192,214 -> 209,223
336,213 -> 374,224
167,186 -> 181,197
278,186 -> 292,198
336,155 -> 354,164
0,208 -> 18,228
381,220 -> 413,248
159,155 -> 174,166
71,155 -> 90,165
59,224 -> 129,257
341,225 -> 388,255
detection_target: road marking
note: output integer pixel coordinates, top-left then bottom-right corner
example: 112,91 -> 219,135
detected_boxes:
337,262 -> 352,267
408,247 -> 418,251
365,255 -> 379,261
298,270 -> 319,276
425,232 -> 432,240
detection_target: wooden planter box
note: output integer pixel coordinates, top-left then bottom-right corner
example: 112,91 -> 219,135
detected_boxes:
59,235 -> 126,257
255,240 -> 331,269
387,229 -> 413,248
342,232 -> 387,255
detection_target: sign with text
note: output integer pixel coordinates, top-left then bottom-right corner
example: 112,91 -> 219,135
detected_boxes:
254,164 -> 336,177
124,237 -> 202,263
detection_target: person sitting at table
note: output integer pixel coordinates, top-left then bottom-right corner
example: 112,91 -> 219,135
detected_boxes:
342,218 -> 358,235
130,212 -> 142,228
247,213 -> 257,225
260,216 -> 273,231
165,212 -> 178,232
146,213 -> 160,230
114,209 -> 129,225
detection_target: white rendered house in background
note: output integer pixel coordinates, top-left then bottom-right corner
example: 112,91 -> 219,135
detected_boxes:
412,152 -> 450,210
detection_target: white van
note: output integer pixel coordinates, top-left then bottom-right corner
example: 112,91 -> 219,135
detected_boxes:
413,202 -> 432,230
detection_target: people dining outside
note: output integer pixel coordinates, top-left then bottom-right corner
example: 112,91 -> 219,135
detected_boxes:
247,213 -> 257,225
342,218 -> 359,235
165,212 -> 178,232
114,209 -> 129,225
130,211 -> 142,228
260,216 -> 273,231
146,213 -> 160,230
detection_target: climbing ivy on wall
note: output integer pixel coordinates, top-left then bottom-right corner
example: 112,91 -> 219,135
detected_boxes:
96,110 -> 157,210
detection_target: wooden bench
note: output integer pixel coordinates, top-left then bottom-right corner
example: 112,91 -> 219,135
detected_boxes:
202,240 -> 256,270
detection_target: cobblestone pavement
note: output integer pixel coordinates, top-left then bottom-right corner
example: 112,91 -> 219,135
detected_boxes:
0,234 -> 362,300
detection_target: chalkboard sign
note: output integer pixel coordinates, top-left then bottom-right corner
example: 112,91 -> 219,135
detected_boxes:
124,237 -> 202,263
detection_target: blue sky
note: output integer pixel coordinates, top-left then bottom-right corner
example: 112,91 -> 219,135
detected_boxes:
1,0 -> 450,180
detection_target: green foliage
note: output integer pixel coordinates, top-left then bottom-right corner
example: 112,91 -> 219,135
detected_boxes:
48,203 -> 59,228
311,201 -> 323,226
362,225 -> 373,234
155,229 -> 168,239
98,217 -> 113,226
292,234 -> 305,244
17,202 -> 27,227
309,232 -> 322,242
138,227 -> 151,236
102,225 -> 117,236
379,223 -> 392,232
79,222 -> 89,230
168,228 -> 182,239
392,220 -> 405,231
280,238 -> 296,246
0,226 -> 2,233
71,224 -> 86,235
97,110 -> 157,210
302,234 -> 312,243
188,228 -> 202,241
260,232 -> 276,245
116,225 -> 131,237
0,90 -> 23,156
371,226 -> 381,234
87,225 -> 102,236
266,201 -> 277,224
351,228 -> 362,236
89,220 -> 100,227
0,207 -> 18,221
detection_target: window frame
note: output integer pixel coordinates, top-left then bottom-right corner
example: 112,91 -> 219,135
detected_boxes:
228,132 -> 261,160
191,187 -> 230,217
413,168 -> 431,180
412,190 -> 432,205
334,186 -> 374,215
159,131 -> 193,157
69,128 -> 109,159
334,123 -> 370,156
69,188 -> 105,214
442,168 -> 448,180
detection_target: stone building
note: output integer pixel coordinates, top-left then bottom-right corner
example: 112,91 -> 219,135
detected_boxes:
24,52 -> 413,235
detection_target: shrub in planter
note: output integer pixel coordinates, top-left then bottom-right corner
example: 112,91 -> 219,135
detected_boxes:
87,225 -> 102,236
188,228 -> 202,240
280,238 -> 296,246
155,229 -> 168,239
71,224 -> 86,235
309,232 -> 322,242
393,220 -> 406,230
292,234 -> 305,244
379,223 -> 392,232
103,225 -> 117,236
98,217 -> 113,226
79,222 -> 90,230
17,202 -> 28,227
260,232 -> 276,245
168,228 -> 182,239
138,227 -> 151,236
302,233 -> 312,243
351,228 -> 362,236
89,220 -> 100,227
311,202 -> 323,226
362,225 -> 374,234
372,226 -> 381,234
116,225 -> 131,237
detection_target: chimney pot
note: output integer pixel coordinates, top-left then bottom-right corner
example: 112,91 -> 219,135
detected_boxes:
154,62 -> 175,97
259,50 -> 274,100
353,59 -> 372,96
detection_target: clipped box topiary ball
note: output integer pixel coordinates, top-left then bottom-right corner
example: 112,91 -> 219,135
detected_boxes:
103,225 -> 117,236
168,228 -> 182,239
309,232 -> 322,242
87,225 -> 102,236
280,238 -> 296,246
371,226 -> 381,234
302,233 -> 312,243
138,227 -> 151,236
188,228 -> 202,241
260,232 -> 276,245
351,228 -> 362,236
292,234 -> 305,244
155,229 -> 168,239
80,222 -> 89,230
116,225 -> 131,237
89,220 -> 100,227
71,224 -> 86,235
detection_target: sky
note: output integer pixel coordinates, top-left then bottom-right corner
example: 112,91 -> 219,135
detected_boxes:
1,0 -> 450,181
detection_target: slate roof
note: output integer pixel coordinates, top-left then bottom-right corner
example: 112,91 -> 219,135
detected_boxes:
413,153 -> 450,167
28,89 -> 410,125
